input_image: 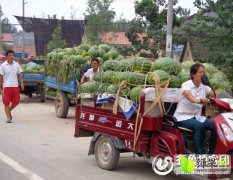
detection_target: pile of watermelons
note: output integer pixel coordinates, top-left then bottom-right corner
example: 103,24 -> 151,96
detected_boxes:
45,44 -> 123,83
21,64 -> 45,73
80,55 -> 232,103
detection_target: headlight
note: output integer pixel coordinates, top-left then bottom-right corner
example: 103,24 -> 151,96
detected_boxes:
221,124 -> 233,142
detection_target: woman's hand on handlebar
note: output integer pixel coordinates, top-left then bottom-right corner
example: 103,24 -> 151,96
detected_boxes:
200,98 -> 210,105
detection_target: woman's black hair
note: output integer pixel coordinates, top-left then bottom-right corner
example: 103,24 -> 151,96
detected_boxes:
190,63 -> 205,79
91,58 -> 99,64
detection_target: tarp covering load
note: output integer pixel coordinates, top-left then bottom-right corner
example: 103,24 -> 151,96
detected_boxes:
15,16 -> 86,56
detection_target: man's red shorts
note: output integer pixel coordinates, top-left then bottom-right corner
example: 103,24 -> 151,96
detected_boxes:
2,87 -> 20,106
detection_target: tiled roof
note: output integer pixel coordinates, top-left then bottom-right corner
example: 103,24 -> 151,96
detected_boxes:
101,32 -> 149,45
13,45 -> 36,56
2,33 -> 13,42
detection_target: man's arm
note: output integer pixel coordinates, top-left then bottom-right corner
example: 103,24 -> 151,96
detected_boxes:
18,73 -> 24,91
80,74 -> 86,84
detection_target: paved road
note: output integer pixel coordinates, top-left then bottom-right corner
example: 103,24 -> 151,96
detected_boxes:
0,95 -> 229,180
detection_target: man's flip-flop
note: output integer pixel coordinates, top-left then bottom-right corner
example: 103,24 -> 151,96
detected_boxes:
6,119 -> 12,123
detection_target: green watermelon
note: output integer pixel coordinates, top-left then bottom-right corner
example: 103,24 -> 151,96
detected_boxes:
101,60 -> 120,71
147,70 -> 170,85
98,83 -> 111,93
97,48 -> 106,57
88,48 -> 98,58
178,69 -> 190,84
78,44 -> 90,51
111,72 -> 120,84
131,57 -> 152,73
128,72 -> 146,85
64,48 -> 75,55
120,87 -> 130,97
151,57 -> 182,75
96,57 -> 104,65
98,44 -> 111,52
80,81 -> 99,93
182,61 -> 195,69
57,52 -> 64,60
102,71 -> 116,83
130,86 -> 144,103
203,63 -> 218,75
118,60 -> 131,72
169,75 -> 182,88
93,71 -> 103,82
107,84 -> 118,94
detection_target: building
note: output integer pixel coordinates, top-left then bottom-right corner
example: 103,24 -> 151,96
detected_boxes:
101,32 -> 151,46
12,31 -> 36,56
1,33 -> 13,45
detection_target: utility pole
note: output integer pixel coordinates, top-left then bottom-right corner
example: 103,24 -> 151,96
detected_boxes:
22,0 -> 25,58
166,0 -> 173,58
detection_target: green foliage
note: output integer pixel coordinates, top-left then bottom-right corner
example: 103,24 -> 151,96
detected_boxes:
47,24 -> 67,53
1,17 -> 18,33
181,0 -> 233,87
84,0 -> 116,44
125,0 -> 181,58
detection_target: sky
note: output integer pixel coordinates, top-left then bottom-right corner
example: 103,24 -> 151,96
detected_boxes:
0,0 -> 198,29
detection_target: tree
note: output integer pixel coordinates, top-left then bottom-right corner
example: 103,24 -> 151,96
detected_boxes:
84,0 -> 116,44
186,0 -> 233,86
125,0 -> 181,58
47,24 -> 67,52
1,18 -> 18,34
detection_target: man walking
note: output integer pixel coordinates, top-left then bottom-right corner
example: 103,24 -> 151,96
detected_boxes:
0,50 -> 24,123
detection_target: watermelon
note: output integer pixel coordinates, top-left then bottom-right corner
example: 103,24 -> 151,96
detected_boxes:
151,57 -> 182,75
96,57 -> 104,65
97,48 -> 106,57
203,63 -> 218,75
93,71 -> 103,82
107,84 -> 118,94
74,55 -> 86,65
169,75 -> 182,88
57,52 -> 64,60
111,72 -> 120,84
98,83 -> 111,93
182,61 -> 195,69
120,87 -> 130,97
88,48 -> 98,58
118,72 -> 131,82
102,71 -> 116,83
209,78 -> 220,90
80,81 -> 99,93
128,72 -> 146,85
178,69 -> 190,84
115,55 -> 125,61
98,44 -> 111,52
131,57 -> 152,73
118,60 -> 131,72
102,60 -> 119,71
64,48 -> 75,55
130,86 -> 144,103
147,70 -> 170,86
78,44 -> 90,51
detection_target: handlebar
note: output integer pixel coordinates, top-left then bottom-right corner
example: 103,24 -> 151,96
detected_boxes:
209,97 -> 231,111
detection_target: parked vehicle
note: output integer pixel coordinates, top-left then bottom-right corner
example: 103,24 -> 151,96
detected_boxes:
21,60 -> 45,102
45,76 -> 77,118
22,72 -> 45,102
